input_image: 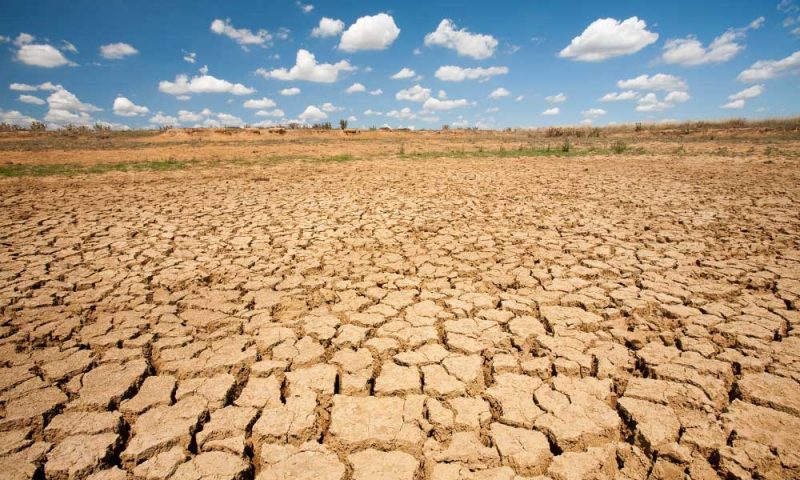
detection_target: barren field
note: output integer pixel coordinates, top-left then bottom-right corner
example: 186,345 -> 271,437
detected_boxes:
1,127 -> 799,480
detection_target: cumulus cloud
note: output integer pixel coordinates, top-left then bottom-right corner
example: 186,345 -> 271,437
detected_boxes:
582,108 -> 607,118
422,97 -> 470,111
10,83 -> 38,91
159,73 -> 256,96
721,84 -> 764,109
257,49 -> 354,83
243,97 -> 277,109
210,19 -> 271,47
661,17 -> 764,66
17,43 -> 74,68
217,113 -> 244,126
178,109 -> 211,123
280,87 -> 301,96
559,17 -> 658,61
100,42 -> 138,60
636,93 -> 673,112
434,65 -> 509,82
339,13 -> 400,52
299,105 -> 327,121
311,17 -> 344,38
297,2 -> 314,13
345,82 -> 366,93
488,87 -> 510,99
255,109 -> 284,117
617,73 -> 688,92
387,107 -> 416,119
737,51 -> 800,82
149,113 -> 178,125
113,96 -> 149,116
391,67 -> 416,79
369,89 -> 382,95
396,84 -> 431,102
424,19 -> 498,59
664,91 -> 691,103
41,85 -> 102,127
721,99 -> 745,109
18,94 -> 45,105
0,109 -> 37,127
320,102 -> 342,112
599,90 -> 639,101
541,107 -> 560,115
545,93 -> 567,103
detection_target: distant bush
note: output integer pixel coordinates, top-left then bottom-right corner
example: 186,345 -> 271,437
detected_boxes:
339,119 -> 348,130
29,121 -> 46,132
634,122 -> 643,132
441,124 -> 450,131
561,138 -> 571,152
611,140 -> 627,154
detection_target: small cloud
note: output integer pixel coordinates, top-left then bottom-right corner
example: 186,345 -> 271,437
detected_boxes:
113,96 -> 150,116
183,51 -> 196,63
424,19 -> 498,59
488,87 -> 510,99
339,13 -> 400,52
345,82 -> 366,94
541,107 -> 559,115
391,67 -> 416,79
311,18 -> 344,38
280,87 -> 301,96
545,93 -> 567,103
100,42 -> 139,60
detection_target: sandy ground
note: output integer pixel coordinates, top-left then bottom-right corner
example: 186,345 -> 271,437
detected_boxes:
1,129 -> 799,480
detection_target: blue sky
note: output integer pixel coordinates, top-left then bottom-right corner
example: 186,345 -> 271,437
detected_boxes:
1,0 -> 798,129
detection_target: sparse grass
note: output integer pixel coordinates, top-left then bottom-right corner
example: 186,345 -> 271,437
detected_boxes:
611,140 -> 627,154
311,154 -> 354,163
0,159 -> 187,177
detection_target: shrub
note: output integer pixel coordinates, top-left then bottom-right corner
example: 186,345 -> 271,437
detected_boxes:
634,122 -> 643,132
611,140 -> 627,154
441,124 -> 450,131
561,138 -> 571,152
29,121 -> 47,132
339,119 -> 348,130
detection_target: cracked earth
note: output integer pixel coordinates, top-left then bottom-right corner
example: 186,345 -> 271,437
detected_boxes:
1,130 -> 799,480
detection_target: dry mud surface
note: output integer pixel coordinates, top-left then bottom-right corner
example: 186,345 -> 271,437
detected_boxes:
1,132 -> 799,480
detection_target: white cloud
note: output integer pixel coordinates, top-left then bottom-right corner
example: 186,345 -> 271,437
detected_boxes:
636,93 -> 672,112
339,13 -> 400,52
515,95 -> 524,102
243,97 -> 277,109
387,107 -> 416,119
311,17 -> 344,38
434,65 -> 508,82
257,49 -> 354,83
100,42 -> 138,60
664,91 -> 691,103
599,90 -> 638,101
721,99 -> 745,109
424,19 -> 498,59
217,113 -> 244,126
150,113 -> 178,125
178,109 -> 209,123
541,107 -> 560,116
662,17 -> 764,66
320,102 -> 342,112
199,65 -> 209,75
369,89 -> 382,96
617,73 -> 688,92
559,17 -> 658,61
721,84 -> 764,109
391,67 -> 416,79
297,2 -> 314,13
256,109 -> 285,117
210,19 -> 271,47
346,82 -> 366,93
488,87 -> 510,99
60,41 -> 78,53
183,52 -> 196,63
486,107 -> 499,113
14,33 -> 34,47
159,73 -> 256,96
729,84 -> 764,100
545,93 -> 567,103
177,95 -> 191,101
396,84 -> 431,102
364,109 -> 382,115
422,97 -> 470,111
737,51 -> 800,82
42,86 -> 101,127
18,94 -> 45,105
10,83 -> 38,91
299,105 -> 327,121
113,96 -> 149,116
582,108 -> 607,118
280,87 -> 301,96
17,44 -> 73,68
0,109 -> 37,127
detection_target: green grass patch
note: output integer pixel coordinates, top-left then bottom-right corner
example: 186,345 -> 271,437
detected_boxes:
0,159 -> 187,177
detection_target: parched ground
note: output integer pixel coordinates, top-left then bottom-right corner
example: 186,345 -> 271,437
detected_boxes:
1,129 -> 799,480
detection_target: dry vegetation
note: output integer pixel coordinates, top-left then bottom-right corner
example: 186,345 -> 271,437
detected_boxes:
0,119 -> 799,480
